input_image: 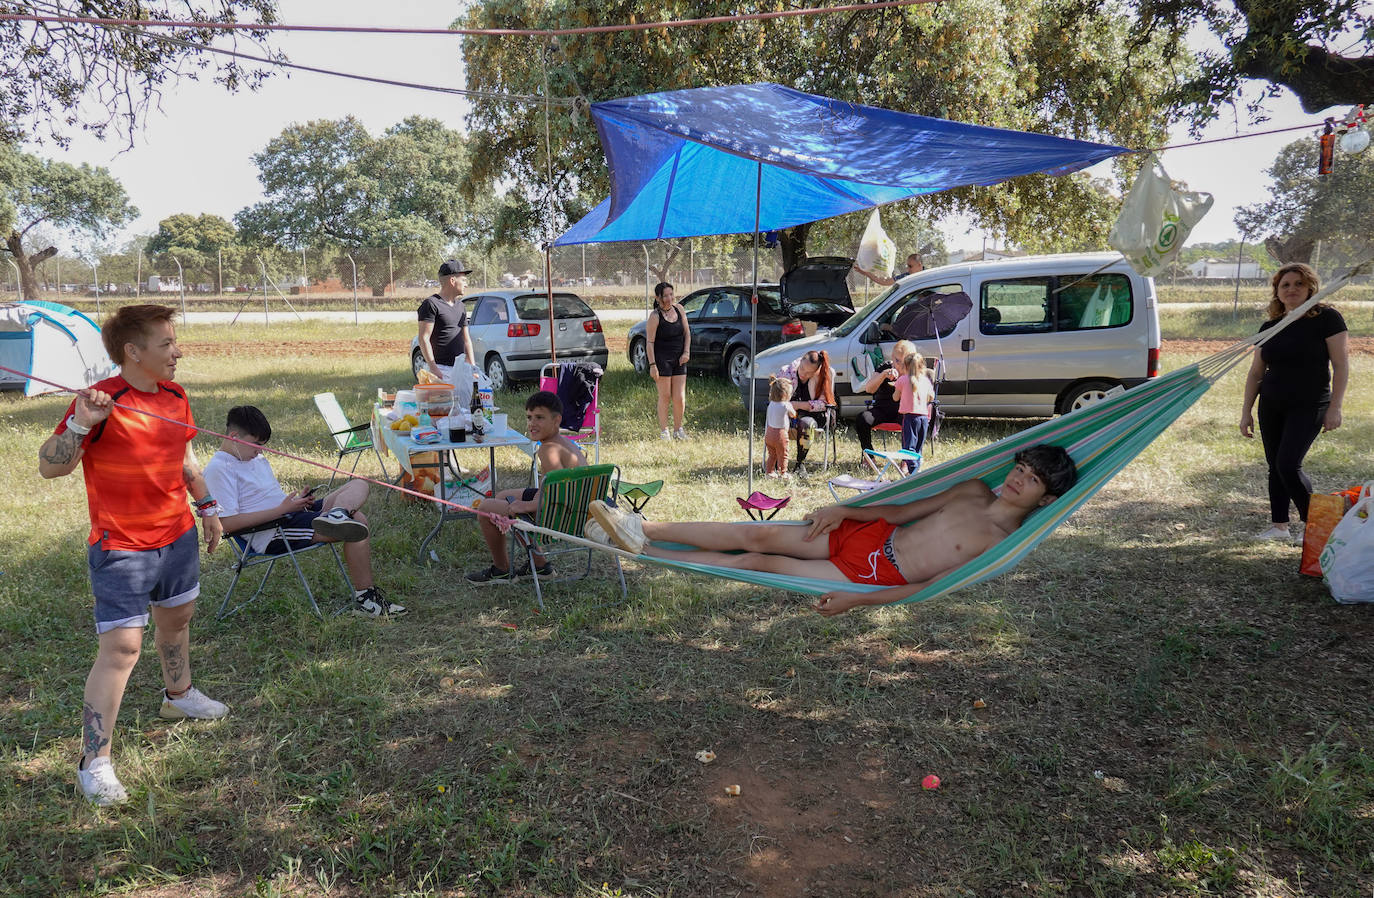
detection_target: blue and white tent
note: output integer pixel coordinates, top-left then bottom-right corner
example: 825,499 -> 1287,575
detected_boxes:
0,301 -> 116,396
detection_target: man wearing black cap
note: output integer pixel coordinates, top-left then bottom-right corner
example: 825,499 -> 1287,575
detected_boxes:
417,259 -> 476,383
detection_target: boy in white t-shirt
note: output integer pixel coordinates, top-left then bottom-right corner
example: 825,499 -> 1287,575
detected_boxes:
202,405 -> 406,618
764,377 -> 796,476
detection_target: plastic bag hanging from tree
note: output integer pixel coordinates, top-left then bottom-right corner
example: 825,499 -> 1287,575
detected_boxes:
855,209 -> 897,280
1108,154 -> 1213,277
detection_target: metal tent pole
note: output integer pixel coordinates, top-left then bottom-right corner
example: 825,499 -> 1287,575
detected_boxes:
747,162 -> 761,494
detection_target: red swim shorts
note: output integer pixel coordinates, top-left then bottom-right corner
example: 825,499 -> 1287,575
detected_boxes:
827,518 -> 907,586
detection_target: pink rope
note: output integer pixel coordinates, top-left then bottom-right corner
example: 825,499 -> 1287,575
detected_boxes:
4,363 -> 515,527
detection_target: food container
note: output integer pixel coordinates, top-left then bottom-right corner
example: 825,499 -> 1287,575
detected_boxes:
415,383 -> 455,418
394,389 -> 418,414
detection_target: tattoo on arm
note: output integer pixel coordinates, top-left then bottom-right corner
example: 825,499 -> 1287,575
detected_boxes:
159,642 -> 186,686
40,430 -> 82,466
82,702 -> 109,758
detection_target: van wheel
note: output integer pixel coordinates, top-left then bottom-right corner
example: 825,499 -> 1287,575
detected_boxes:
725,347 -> 752,387
1058,380 -> 1118,415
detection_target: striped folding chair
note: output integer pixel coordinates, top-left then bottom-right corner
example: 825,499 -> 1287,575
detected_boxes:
511,463 -> 626,611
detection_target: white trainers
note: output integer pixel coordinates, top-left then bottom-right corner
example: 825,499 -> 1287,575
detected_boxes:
313,507 -> 369,542
583,516 -> 611,545
588,500 -> 647,554
1253,526 -> 1292,541
674,427 -> 688,440
659,428 -> 673,441
78,756 -> 129,807
160,686 -> 229,720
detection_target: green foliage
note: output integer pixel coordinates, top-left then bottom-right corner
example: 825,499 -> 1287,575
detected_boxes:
1133,0 -> 1374,123
0,1 -> 280,147
234,116 -> 490,291
1235,136 -> 1374,266
1,146 -> 136,298
146,213 -> 240,287
459,0 -> 1181,255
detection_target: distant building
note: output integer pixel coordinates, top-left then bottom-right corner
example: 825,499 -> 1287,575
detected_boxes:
146,275 -> 181,292
1187,259 -> 1261,279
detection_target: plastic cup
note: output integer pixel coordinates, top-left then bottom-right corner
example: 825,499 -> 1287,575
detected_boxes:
491,413 -> 508,435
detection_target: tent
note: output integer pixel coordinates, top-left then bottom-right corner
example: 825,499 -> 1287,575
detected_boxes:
552,83 -> 1133,487
0,301 -> 116,397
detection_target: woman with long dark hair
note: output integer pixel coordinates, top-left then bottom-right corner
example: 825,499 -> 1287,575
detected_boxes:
776,349 -> 835,471
646,281 -> 691,440
1238,262 -> 1349,540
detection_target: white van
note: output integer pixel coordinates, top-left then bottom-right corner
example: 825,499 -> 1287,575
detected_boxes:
743,252 -> 1161,417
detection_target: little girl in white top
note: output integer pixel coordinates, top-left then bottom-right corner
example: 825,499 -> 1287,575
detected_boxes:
764,377 -> 796,475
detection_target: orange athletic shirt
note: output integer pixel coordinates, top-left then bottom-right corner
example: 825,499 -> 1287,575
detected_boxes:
56,375 -> 196,550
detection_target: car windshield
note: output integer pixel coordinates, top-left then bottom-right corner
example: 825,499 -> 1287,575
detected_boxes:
514,293 -> 595,320
830,284 -> 900,337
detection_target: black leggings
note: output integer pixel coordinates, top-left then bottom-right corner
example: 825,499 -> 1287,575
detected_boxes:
855,407 -> 901,453
1257,396 -> 1328,524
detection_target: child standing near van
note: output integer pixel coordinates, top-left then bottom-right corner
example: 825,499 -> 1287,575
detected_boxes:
764,377 -> 797,476
897,351 -> 935,471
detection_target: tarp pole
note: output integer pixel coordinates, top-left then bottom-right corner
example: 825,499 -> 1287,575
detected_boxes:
747,162 -> 761,494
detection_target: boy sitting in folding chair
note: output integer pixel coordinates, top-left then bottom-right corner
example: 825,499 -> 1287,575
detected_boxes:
464,391 -> 585,585
203,406 -> 407,618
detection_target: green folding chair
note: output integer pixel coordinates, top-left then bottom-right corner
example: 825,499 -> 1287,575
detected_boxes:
614,478 -> 664,515
314,392 -> 389,487
511,463 -> 627,611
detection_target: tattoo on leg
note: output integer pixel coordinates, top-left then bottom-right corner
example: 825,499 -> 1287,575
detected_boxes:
159,642 -> 186,686
83,702 -> 109,758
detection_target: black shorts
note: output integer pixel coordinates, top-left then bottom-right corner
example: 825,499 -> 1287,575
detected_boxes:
654,358 -> 686,377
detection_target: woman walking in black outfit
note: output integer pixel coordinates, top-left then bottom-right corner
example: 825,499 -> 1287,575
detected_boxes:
647,281 -> 691,440
1239,263 -> 1349,540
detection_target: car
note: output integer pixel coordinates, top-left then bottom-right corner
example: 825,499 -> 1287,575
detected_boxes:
626,257 -> 855,387
741,252 -> 1162,418
409,289 -> 609,390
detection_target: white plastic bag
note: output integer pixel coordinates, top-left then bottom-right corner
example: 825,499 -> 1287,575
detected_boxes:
1320,486 -> 1374,604
1108,154 -> 1213,278
855,209 -> 896,280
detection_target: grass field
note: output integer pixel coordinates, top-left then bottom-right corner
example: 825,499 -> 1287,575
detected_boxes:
1,319 -> 1371,897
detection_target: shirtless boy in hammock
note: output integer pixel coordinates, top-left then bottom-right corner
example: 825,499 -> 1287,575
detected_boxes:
587,444 -> 1076,616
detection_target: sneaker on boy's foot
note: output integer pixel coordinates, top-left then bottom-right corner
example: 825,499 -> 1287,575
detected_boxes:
353,587 -> 408,617
583,517 -> 611,546
588,500 -> 647,554
659,428 -> 673,441
313,508 -> 369,542
160,686 -> 229,720
514,558 -> 555,578
464,565 -> 515,586
78,756 -> 128,806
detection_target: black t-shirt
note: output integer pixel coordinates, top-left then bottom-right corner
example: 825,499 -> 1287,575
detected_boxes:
417,294 -> 468,366
1257,306 -> 1346,402
869,361 -> 899,415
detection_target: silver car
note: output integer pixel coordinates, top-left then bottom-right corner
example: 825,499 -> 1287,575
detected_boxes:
410,289 -> 609,390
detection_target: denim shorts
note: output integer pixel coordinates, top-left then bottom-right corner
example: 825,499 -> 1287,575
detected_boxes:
88,527 -> 201,634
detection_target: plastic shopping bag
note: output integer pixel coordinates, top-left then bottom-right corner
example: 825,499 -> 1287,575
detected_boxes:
1108,154 -> 1213,278
855,209 -> 897,280
1319,486 -> 1374,604
1301,492 -> 1352,577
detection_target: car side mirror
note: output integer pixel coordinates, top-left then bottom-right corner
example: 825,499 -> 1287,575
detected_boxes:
859,322 -> 882,345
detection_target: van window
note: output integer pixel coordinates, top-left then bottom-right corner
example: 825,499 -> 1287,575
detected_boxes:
1054,273 -> 1134,330
981,278 -> 1052,334
879,284 -> 967,340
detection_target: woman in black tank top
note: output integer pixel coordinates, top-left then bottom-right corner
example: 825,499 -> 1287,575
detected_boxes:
647,282 -> 692,440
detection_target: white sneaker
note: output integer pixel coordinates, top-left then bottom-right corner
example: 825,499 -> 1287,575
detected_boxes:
674,427 -> 688,440
1253,526 -> 1292,541
583,516 -> 611,545
313,508 -> 369,542
588,500 -> 647,554
160,686 -> 229,720
659,428 -> 673,441
78,756 -> 128,807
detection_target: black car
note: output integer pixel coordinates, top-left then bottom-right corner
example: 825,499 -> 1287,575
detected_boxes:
627,257 -> 855,387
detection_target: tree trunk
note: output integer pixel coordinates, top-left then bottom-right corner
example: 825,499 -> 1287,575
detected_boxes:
778,224 -> 810,272
650,239 -> 686,284
1264,235 -> 1314,265
5,231 -> 55,300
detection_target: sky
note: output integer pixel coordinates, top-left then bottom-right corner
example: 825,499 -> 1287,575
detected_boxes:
30,0 -> 1346,255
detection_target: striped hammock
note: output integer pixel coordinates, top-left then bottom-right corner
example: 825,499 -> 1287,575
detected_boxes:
510,267 -> 1358,605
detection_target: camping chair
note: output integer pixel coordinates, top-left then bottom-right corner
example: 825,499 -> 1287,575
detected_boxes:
314,393 -> 389,487
217,519 -> 354,620
737,491 -> 791,521
793,404 -> 839,474
615,478 -> 664,515
828,449 -> 921,501
539,362 -> 602,463
510,463 -> 626,611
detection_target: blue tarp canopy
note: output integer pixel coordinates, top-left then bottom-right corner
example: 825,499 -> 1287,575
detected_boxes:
555,83 -> 1131,246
